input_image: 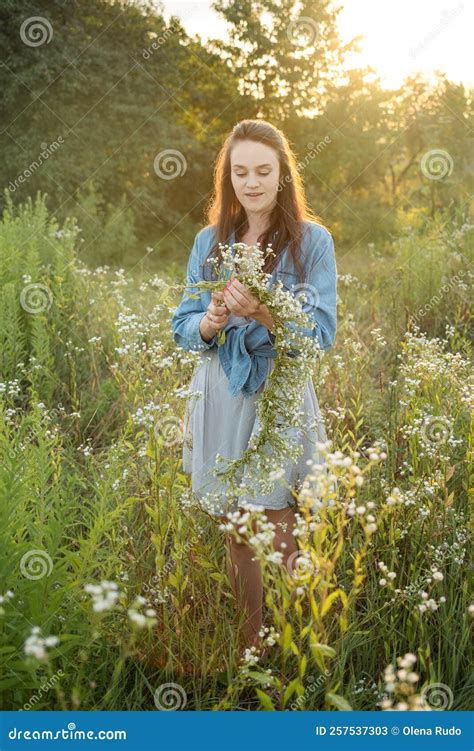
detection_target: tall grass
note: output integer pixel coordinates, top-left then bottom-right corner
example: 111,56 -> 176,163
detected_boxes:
0,194 -> 471,710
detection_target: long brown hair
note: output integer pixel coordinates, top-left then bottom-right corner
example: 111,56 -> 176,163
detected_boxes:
202,118 -> 326,284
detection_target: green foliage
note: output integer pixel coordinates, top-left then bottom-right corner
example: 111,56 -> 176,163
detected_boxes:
0,201 -> 471,710
0,0 -> 472,712
0,0 -> 246,243
0,2 -> 471,254
0,192 -> 122,433
66,180 -> 138,266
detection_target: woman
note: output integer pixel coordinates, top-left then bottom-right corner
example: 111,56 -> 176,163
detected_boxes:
171,119 -> 337,650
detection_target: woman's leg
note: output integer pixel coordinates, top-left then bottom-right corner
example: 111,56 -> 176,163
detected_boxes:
264,505 -> 299,568
223,519 -> 263,648
220,504 -> 299,648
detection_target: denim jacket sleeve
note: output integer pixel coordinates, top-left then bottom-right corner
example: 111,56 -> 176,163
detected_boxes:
284,225 -> 337,356
170,231 -> 218,352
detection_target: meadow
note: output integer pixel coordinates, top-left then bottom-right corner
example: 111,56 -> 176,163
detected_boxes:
0,194 -> 472,711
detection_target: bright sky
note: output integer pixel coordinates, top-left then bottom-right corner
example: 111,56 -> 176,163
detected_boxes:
159,0 -> 472,89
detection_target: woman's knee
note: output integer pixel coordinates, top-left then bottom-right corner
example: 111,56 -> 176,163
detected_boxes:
222,511 -> 259,542
227,533 -> 255,559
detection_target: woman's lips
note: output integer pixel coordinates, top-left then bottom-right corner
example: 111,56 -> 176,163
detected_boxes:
246,193 -> 263,199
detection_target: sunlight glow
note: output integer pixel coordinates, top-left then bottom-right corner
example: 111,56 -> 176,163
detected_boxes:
161,0 -> 472,89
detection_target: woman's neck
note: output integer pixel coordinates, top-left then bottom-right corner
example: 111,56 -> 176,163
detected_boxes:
239,209 -> 275,240
238,222 -> 271,245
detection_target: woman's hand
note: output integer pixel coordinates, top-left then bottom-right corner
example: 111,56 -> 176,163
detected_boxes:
200,291 -> 230,341
222,278 -> 261,318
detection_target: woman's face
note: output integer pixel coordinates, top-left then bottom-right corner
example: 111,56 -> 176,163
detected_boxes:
230,139 -> 280,220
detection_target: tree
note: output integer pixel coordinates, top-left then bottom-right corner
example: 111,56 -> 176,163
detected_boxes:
210,0 -> 357,122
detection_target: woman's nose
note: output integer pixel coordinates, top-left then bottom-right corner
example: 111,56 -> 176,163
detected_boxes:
246,175 -> 260,187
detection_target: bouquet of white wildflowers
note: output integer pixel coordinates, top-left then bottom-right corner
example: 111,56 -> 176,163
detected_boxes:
175,240 -> 323,514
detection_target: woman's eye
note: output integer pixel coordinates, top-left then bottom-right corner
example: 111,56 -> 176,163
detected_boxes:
235,171 -> 271,177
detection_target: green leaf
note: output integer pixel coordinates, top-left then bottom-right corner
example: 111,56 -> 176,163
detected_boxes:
245,671 -> 278,687
326,692 -> 353,711
300,624 -> 312,639
299,654 -> 308,678
283,677 -> 304,707
282,623 -> 292,651
313,643 -> 337,658
255,688 -> 276,710
321,588 -> 345,617
309,632 -> 336,671
209,572 -> 225,582
290,641 -> 300,656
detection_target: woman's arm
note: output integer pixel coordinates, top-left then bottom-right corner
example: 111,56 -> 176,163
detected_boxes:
199,314 -> 218,343
253,303 -> 275,334
283,226 -> 337,356
171,231 -> 218,352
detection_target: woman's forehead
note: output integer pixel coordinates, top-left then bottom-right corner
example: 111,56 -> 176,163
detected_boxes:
230,140 -> 278,167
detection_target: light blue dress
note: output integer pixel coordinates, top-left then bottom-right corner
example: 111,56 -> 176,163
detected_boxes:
182,311 -> 330,517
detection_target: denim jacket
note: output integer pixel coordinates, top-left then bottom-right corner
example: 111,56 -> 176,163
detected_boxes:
171,221 -> 337,397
